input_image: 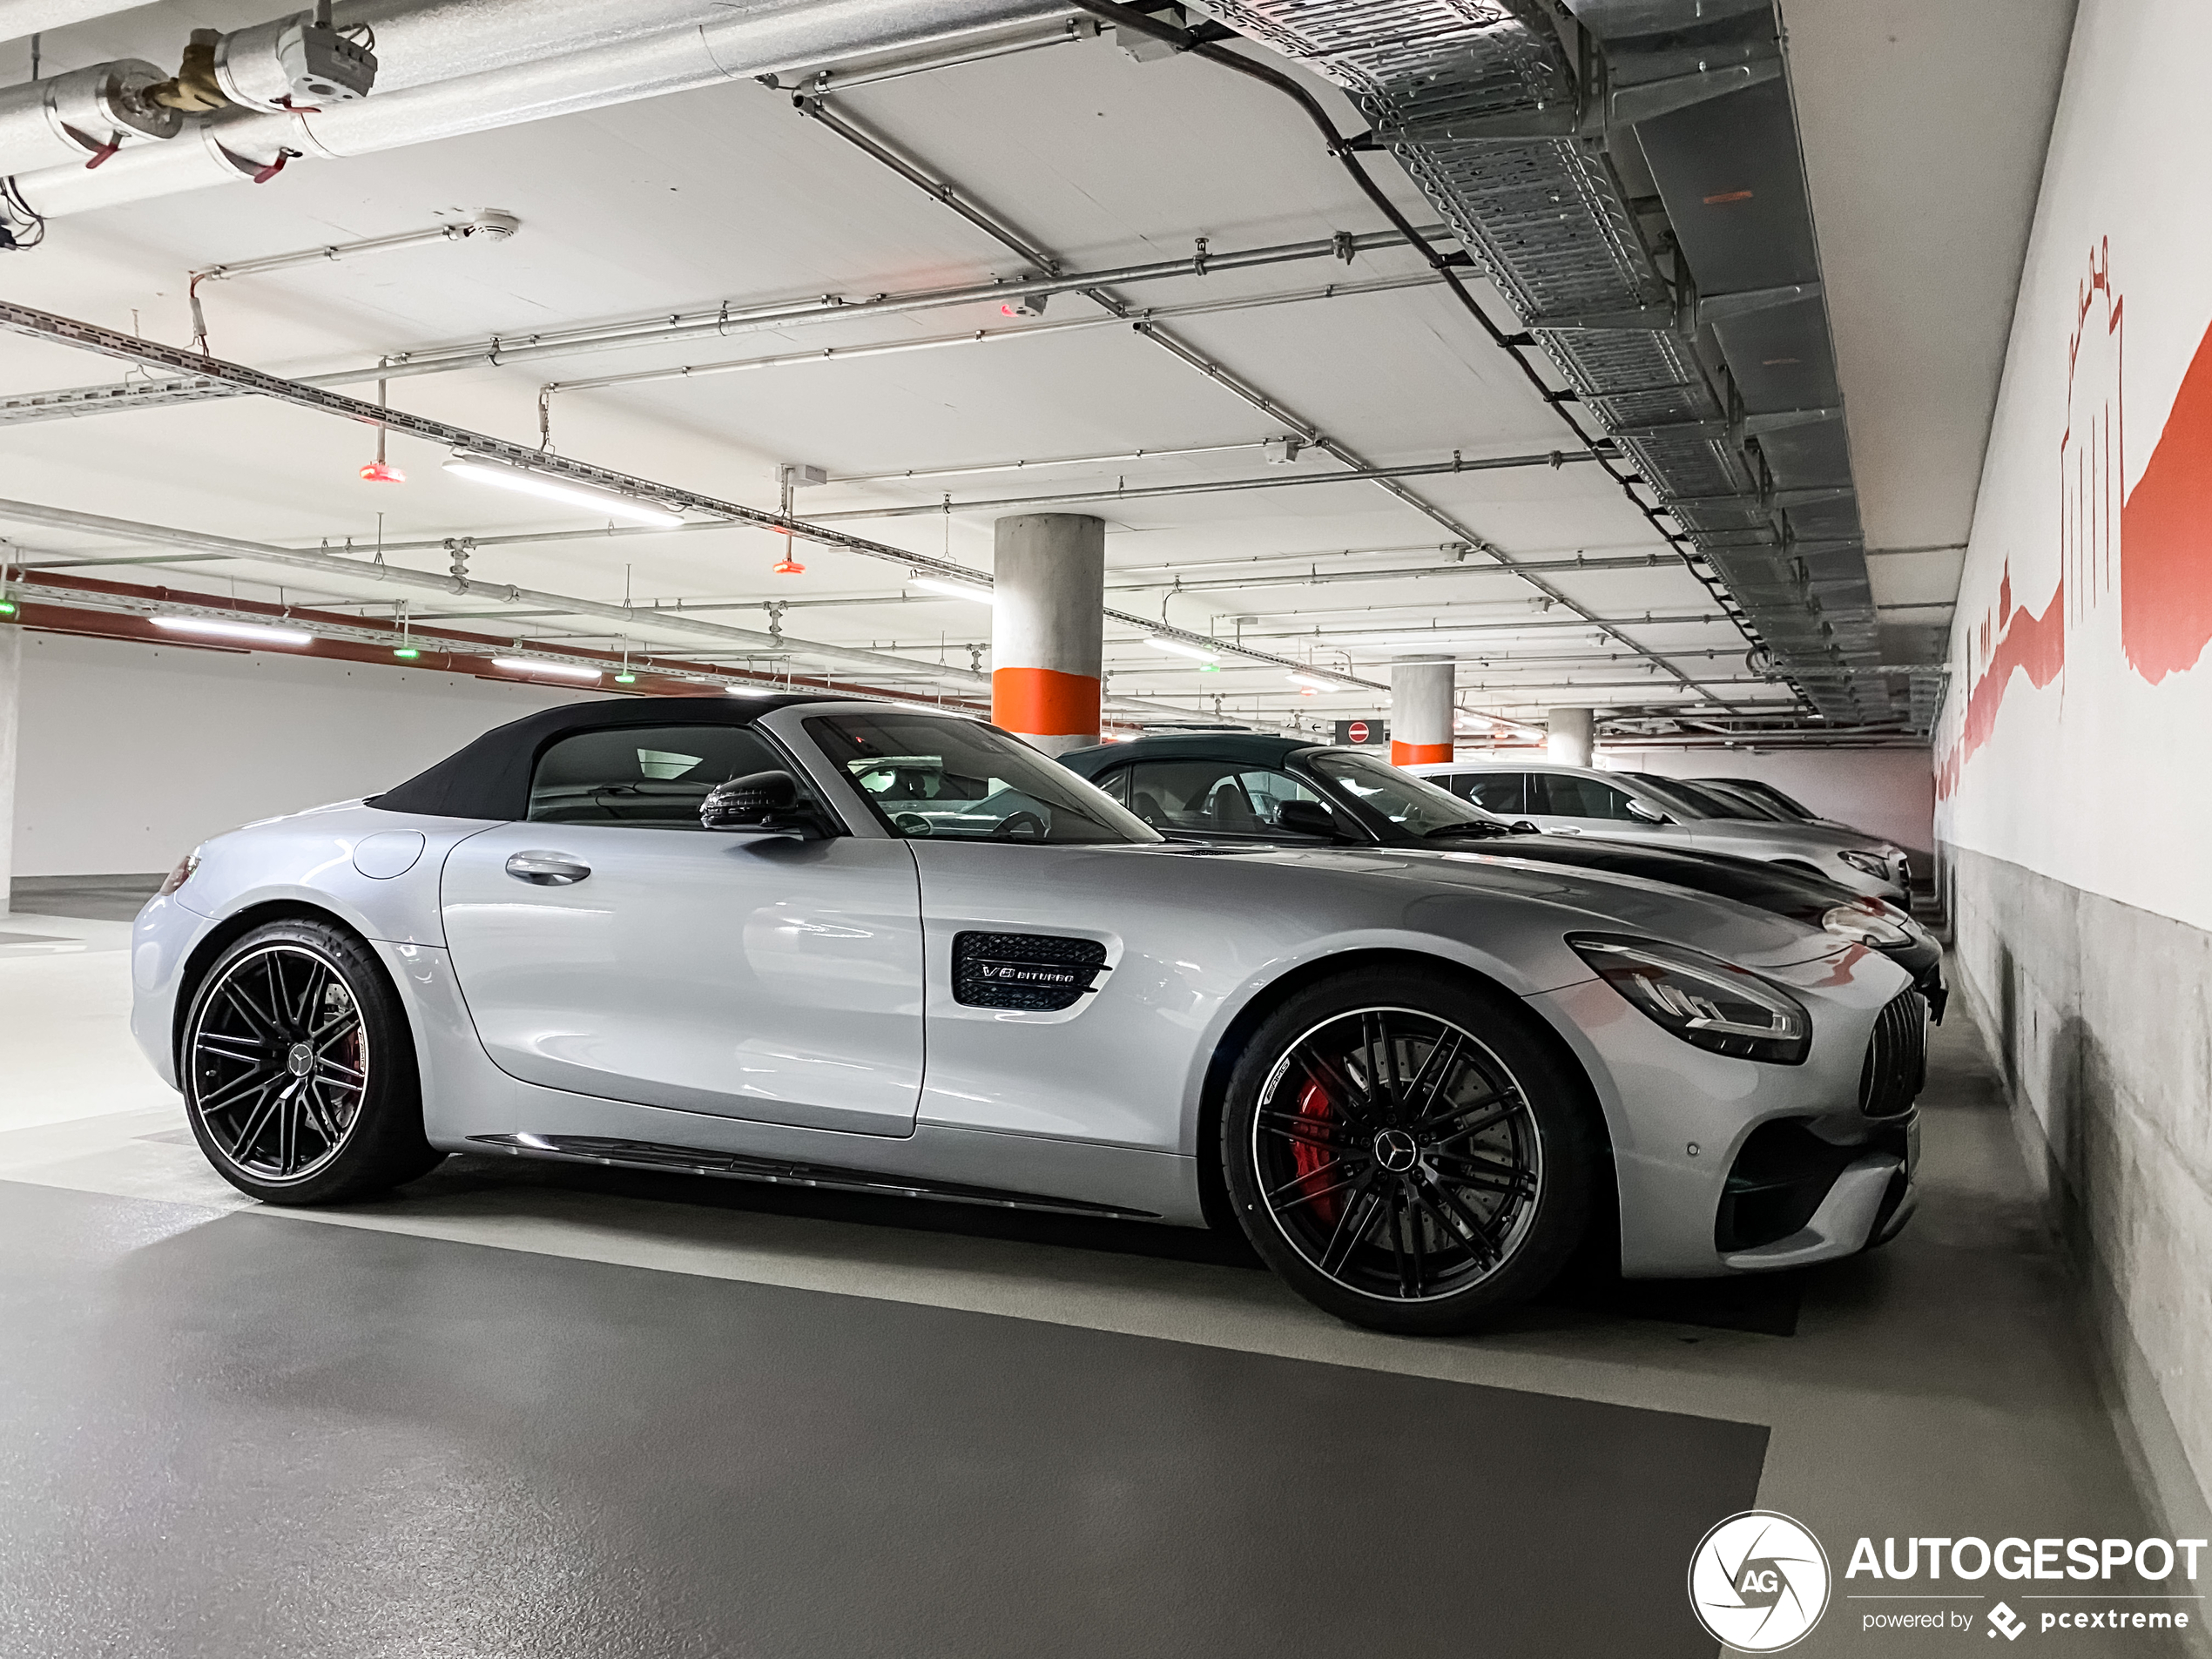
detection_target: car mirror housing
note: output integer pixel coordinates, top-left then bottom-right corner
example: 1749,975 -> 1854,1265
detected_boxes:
701,770 -> 819,836
1626,798 -> 1669,824
1274,799 -> 1339,839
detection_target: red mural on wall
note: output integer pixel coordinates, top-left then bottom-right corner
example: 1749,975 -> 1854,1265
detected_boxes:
2120,315 -> 2212,682
1939,240 -> 2212,797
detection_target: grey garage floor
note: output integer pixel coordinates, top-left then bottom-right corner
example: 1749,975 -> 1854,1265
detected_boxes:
0,912 -> 2185,1656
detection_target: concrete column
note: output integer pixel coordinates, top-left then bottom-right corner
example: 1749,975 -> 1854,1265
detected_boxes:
991,513 -> 1104,755
1548,706 -> 1593,768
1389,661 -> 1453,765
0,624 -> 18,917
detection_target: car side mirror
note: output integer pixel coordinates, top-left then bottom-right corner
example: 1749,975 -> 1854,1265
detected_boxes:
1511,819 -> 1541,835
1275,799 -> 1339,839
701,770 -> 819,836
1626,798 -> 1669,824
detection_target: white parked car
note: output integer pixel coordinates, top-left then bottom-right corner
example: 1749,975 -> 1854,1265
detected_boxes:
1406,760 -> 1912,906
129,698 -> 1925,1336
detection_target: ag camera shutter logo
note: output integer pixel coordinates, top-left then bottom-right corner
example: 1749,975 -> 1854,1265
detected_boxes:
1689,1511 -> 1831,1651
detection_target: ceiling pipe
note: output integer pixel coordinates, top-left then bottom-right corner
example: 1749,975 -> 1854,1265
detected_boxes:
762,10 -> 1096,94
805,447 -> 1607,522
4,0 -> 1073,217
0,495 -> 990,689
0,229 -> 1432,427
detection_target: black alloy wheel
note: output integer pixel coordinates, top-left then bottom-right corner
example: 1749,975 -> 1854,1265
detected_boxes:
181,918 -> 442,1204
1222,969 -> 1600,1334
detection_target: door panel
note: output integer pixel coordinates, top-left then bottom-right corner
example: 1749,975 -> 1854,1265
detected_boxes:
907,840 -> 1208,1153
442,823 -> 925,1136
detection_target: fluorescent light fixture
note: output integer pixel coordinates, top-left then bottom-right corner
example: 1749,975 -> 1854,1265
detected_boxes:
490,656 -> 602,682
1145,635 -> 1217,664
1286,671 -> 1349,693
442,454 -> 684,528
910,573 -> 993,603
725,685 -> 776,697
152,616 -> 314,647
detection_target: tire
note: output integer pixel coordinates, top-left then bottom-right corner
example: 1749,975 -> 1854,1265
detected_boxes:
179,918 -> 443,1204
1220,968 -> 1601,1336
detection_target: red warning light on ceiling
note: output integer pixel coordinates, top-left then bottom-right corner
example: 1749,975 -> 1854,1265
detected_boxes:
358,461 -> 406,483
772,557 -> 806,576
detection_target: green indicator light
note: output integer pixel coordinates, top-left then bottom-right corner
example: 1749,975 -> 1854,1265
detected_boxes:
614,671 -> 637,685
1199,662 -> 1219,672
393,646 -> 420,659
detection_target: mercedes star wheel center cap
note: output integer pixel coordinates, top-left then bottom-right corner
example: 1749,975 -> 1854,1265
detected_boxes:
1374,1128 -> 1419,1172
287,1042 -> 314,1078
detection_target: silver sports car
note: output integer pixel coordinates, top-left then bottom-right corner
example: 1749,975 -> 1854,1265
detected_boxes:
130,697 -> 1925,1334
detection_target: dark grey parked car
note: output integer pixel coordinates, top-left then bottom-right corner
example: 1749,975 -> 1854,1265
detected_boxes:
1060,732 -> 1942,1019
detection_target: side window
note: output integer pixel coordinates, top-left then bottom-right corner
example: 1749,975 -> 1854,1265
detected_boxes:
1459,773 -> 1524,815
1238,768 -> 1334,833
1533,774 -> 1636,820
527,725 -> 794,828
1124,761 -> 1334,837
1093,766 -> 1132,806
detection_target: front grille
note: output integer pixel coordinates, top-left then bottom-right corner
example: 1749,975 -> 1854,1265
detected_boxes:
951,932 -> 1108,1012
1858,989 -> 1927,1117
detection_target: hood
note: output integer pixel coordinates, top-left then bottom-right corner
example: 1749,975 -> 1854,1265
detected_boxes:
1692,819 -> 1894,853
1156,842 -> 1846,971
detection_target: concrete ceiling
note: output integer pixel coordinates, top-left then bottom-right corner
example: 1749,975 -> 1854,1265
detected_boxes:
1778,0 -> 2079,664
0,0 -> 2078,734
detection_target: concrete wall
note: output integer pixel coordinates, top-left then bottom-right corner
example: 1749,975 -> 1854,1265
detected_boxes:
1598,745 -> 1934,863
1935,0 -> 2212,1548
1948,848 -> 2212,1556
9,631 -> 603,879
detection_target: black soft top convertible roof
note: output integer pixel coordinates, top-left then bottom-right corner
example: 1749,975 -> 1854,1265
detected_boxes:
371,694 -> 841,821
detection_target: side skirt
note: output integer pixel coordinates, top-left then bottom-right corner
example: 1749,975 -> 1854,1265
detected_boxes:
468,1132 -> 1163,1221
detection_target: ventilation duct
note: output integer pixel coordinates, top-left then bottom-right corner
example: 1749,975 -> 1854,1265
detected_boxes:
0,59 -> 180,174
3,0 -> 1072,218
1185,0 -> 1892,722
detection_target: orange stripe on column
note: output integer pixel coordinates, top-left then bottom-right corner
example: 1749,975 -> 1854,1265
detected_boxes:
1391,740 -> 1452,765
993,665 -> 1100,738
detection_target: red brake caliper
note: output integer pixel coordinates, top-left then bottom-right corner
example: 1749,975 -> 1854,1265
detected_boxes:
1291,1077 -> 1341,1224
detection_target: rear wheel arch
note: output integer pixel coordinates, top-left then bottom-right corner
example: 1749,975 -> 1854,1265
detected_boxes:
1195,948 -> 1615,1237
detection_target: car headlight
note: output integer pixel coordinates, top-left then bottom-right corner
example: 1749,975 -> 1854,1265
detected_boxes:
1568,934 -> 1811,1064
158,847 -> 202,896
1836,848 -> 1895,880
1820,902 -> 1911,948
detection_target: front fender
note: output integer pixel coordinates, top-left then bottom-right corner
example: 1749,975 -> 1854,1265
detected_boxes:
1173,926 -> 1589,1159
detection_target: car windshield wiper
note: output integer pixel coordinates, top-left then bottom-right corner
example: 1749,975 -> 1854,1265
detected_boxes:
1420,820 -> 1514,840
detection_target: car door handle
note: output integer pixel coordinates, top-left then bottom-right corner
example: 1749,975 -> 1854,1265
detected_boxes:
505,850 -> 591,886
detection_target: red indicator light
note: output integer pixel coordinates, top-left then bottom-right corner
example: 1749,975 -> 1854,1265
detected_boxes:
359,461 -> 406,483
772,557 -> 806,576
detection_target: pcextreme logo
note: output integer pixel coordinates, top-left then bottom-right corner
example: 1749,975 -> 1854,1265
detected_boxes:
1689,1511 -> 1832,1652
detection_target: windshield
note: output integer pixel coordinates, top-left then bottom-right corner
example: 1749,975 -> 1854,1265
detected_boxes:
807,712 -> 1160,845
1697,783 -> 1792,820
1625,774 -> 1768,821
1308,751 -> 1509,838
1702,779 -> 1815,820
